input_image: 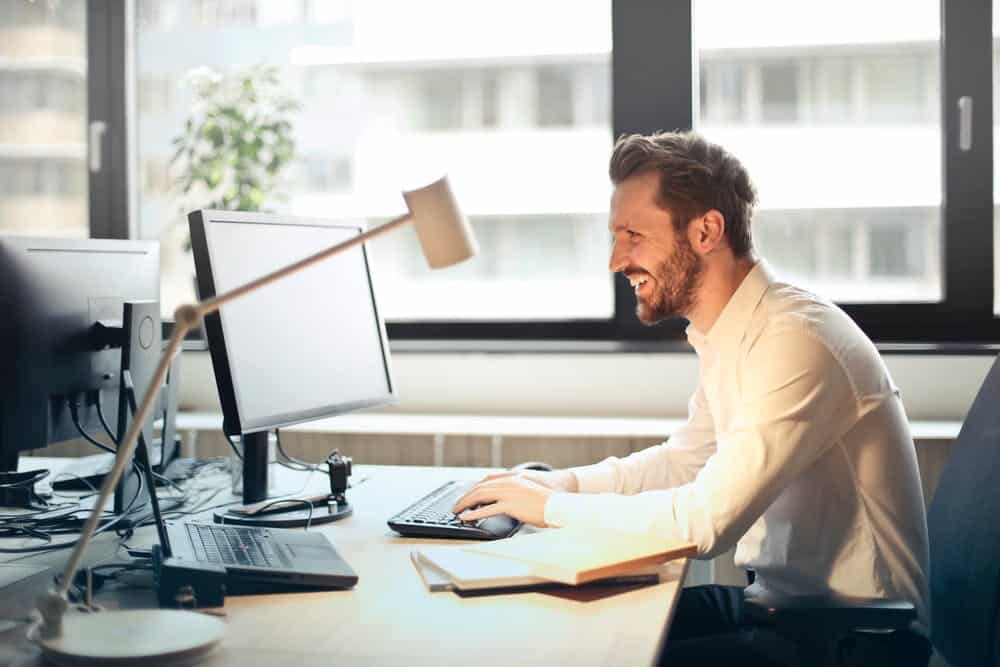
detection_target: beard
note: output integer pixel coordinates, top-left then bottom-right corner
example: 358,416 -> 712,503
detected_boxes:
635,235 -> 703,325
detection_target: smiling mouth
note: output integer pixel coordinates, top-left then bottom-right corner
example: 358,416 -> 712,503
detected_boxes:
627,274 -> 650,295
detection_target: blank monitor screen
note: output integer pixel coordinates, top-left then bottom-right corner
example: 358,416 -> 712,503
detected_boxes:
190,211 -> 396,436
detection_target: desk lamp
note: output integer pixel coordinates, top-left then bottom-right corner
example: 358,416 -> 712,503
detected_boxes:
30,176 -> 477,666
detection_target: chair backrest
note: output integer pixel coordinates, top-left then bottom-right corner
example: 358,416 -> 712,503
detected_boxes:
927,354 -> 1000,667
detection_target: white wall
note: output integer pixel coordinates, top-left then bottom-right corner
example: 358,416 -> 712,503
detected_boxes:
179,350 -> 992,421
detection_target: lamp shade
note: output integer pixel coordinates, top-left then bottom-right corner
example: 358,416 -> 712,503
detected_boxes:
403,176 -> 479,269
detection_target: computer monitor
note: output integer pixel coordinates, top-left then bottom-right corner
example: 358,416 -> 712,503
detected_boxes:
0,236 -> 161,513
189,210 -> 397,525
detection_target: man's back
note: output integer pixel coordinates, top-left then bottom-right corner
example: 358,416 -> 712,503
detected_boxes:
733,276 -> 930,629
549,262 -> 930,629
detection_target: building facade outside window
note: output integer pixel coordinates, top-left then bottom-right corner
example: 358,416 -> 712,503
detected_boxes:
134,0 -> 614,322
695,0 -> 942,304
0,0 -> 88,237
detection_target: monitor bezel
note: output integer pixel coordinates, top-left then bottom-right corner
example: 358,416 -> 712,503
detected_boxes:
188,209 -> 398,437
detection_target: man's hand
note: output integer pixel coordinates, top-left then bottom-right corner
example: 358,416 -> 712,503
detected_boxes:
452,470 -> 578,527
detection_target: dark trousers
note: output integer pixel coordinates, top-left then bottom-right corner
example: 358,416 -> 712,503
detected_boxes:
658,585 -> 932,667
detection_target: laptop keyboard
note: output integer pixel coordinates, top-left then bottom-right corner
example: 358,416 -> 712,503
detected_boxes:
186,523 -> 288,568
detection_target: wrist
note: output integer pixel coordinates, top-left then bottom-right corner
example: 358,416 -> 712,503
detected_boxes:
556,470 -> 578,493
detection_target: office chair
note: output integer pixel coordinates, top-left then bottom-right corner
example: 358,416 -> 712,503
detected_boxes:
744,353 -> 1000,666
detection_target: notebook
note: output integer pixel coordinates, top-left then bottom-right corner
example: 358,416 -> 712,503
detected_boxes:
464,526 -> 697,585
411,547 -> 662,593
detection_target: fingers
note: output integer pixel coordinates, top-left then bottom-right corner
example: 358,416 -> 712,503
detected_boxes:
453,475 -> 526,513
458,502 -> 507,522
452,483 -> 504,514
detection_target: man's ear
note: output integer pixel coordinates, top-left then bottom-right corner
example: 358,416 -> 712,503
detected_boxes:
689,209 -> 726,254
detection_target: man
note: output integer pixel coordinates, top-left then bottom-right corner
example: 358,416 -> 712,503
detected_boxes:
454,131 -> 931,665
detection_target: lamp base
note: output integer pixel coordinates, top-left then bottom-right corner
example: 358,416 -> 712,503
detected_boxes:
36,609 -> 224,667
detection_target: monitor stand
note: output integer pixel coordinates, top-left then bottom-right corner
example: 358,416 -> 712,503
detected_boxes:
212,431 -> 352,528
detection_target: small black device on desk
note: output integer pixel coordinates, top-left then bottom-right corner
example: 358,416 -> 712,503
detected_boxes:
387,480 -> 522,540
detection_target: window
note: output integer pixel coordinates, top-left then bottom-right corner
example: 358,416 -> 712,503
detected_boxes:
538,66 -> 575,127
137,76 -> 174,115
0,0 -> 88,238
420,71 -> 464,131
760,62 -> 800,123
863,54 -> 932,123
695,0 -> 942,305
193,0 -> 257,28
74,1 -> 998,344
810,57 -> 852,123
701,62 -> 745,123
297,156 -> 352,193
133,0 -> 614,323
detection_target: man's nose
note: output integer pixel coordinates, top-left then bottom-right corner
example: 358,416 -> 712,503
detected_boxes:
609,241 -> 627,273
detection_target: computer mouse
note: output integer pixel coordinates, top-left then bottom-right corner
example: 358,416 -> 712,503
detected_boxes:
512,461 -> 553,473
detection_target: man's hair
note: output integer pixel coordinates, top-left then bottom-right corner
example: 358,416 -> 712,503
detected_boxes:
609,131 -> 757,257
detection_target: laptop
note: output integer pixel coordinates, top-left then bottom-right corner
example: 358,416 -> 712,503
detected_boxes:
131,410 -> 357,600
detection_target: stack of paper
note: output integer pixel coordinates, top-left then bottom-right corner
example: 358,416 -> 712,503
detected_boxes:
411,526 -> 696,593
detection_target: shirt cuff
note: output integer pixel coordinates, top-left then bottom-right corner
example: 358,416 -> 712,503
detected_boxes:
568,460 -> 620,494
544,491 -> 606,529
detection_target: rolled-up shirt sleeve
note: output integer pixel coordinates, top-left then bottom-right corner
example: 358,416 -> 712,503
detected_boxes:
546,326 -> 856,559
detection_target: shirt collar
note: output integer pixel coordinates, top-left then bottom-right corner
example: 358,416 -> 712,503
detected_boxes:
686,260 -> 776,353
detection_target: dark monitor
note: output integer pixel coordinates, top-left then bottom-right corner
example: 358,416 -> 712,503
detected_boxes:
189,210 -> 397,522
0,236 -> 160,512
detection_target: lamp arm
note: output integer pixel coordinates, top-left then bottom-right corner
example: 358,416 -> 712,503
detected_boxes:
36,212 -> 413,638
197,212 -> 411,316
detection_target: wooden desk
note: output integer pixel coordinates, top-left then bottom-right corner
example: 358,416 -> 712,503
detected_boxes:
3,461 -> 687,666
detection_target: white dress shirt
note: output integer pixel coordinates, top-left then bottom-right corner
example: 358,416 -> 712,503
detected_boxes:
545,261 -> 930,629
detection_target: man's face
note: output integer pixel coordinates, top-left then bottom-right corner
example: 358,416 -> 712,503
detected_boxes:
609,171 -> 703,325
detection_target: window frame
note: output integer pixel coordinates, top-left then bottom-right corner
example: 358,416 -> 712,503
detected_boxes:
87,0 -> 131,240
95,0 -> 999,347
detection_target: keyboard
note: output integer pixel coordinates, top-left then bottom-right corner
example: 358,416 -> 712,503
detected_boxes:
387,480 -> 522,540
185,523 -> 290,568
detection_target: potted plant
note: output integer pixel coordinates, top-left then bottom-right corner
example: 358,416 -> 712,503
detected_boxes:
160,63 -> 300,313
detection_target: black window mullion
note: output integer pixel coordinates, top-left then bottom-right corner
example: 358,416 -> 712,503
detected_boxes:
941,0 -> 994,318
86,0 -> 130,240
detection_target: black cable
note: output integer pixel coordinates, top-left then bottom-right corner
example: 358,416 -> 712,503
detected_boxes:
0,469 -> 49,489
0,502 -> 77,522
0,466 -> 144,554
95,391 -> 118,446
275,429 -> 316,471
161,498 -> 243,519
2,418 -> 147,542
71,392 -> 188,513
68,399 -> 115,455
151,471 -> 185,496
274,430 -> 345,476
99,389 -> 171,477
